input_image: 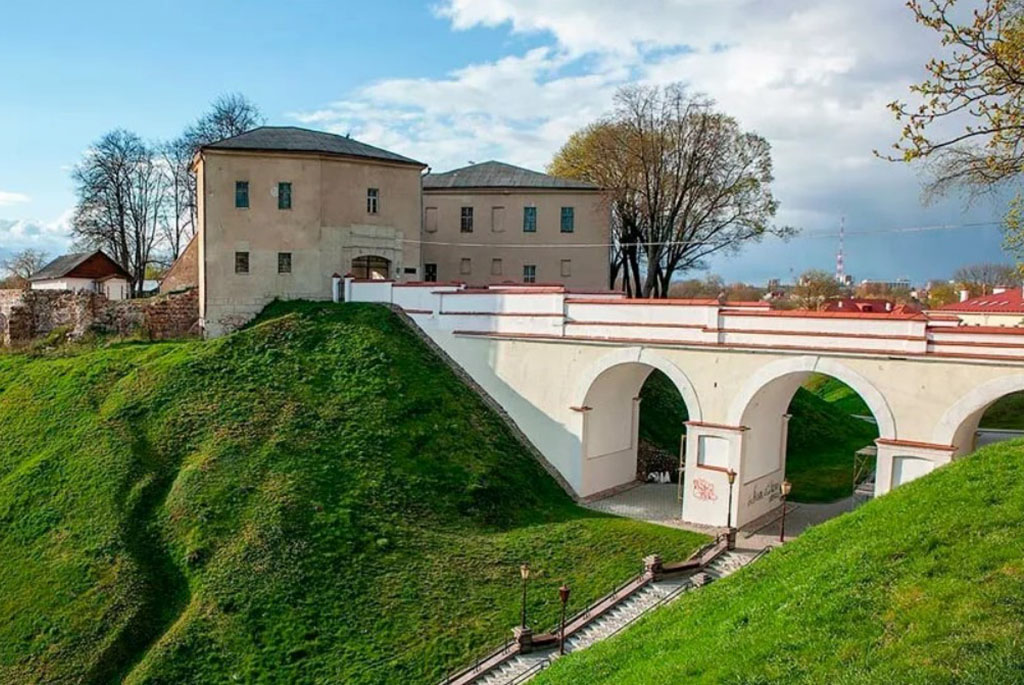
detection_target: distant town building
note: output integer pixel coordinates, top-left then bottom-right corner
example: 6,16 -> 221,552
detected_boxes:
936,286 -> 1024,327
860,278 -> 911,291
28,250 -> 131,300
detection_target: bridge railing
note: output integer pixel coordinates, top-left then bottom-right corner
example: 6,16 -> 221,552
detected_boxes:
344,279 -> 1024,362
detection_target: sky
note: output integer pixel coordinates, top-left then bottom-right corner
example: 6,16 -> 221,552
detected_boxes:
0,0 -> 1016,285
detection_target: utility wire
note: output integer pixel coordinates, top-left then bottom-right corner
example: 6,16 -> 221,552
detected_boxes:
350,219 -> 1006,250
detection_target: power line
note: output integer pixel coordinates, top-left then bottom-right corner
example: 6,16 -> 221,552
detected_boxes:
350,218 -> 1006,251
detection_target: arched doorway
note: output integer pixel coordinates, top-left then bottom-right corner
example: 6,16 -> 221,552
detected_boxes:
351,255 -> 391,280
935,374 -> 1024,455
728,357 -> 893,527
575,349 -> 700,500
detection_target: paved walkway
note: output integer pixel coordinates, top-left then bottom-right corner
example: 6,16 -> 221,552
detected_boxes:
584,482 -> 856,546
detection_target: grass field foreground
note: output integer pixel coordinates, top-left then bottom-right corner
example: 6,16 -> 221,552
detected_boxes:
536,438 -> 1024,685
0,302 -> 705,684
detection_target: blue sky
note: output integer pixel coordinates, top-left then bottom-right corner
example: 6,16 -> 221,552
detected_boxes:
0,0 -> 1015,284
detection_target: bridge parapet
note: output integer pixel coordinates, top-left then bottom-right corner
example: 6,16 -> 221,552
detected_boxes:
346,278 -> 1024,362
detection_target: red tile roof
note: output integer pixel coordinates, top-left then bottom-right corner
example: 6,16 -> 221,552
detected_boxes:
939,288 -> 1024,313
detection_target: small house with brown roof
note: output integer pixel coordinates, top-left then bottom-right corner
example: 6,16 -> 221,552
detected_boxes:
29,250 -> 132,300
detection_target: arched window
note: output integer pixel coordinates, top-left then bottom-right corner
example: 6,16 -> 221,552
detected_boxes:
351,255 -> 391,280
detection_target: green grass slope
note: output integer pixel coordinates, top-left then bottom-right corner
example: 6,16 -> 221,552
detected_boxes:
536,438 -> 1024,685
0,302 -> 704,684
804,373 -> 873,417
978,391 -> 1024,430
785,387 -> 879,502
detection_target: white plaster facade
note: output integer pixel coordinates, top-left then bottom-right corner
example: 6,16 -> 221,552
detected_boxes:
347,279 -> 1024,528
32,277 -> 130,300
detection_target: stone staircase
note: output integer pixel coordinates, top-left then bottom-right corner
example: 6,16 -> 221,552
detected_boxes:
463,548 -> 763,685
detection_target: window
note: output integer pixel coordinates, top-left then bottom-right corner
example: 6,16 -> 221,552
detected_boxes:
560,206 -> 574,233
491,206 -> 505,232
491,258 -> 503,276
424,206 -> 438,233
561,259 -> 571,277
461,206 -> 474,233
278,182 -> 292,210
523,206 -> 537,233
424,263 -> 437,282
235,251 -> 250,274
460,258 -> 472,275
523,264 -> 536,283
367,187 -> 379,214
278,252 -> 292,274
235,181 -> 249,208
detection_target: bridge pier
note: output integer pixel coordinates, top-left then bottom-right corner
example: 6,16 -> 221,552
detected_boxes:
873,439 -> 957,496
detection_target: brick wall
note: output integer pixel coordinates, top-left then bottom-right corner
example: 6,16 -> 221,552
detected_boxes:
160,235 -> 198,293
0,287 -> 199,346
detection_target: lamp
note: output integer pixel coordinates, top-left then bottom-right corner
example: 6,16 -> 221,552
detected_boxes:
726,468 -> 737,530
558,584 -> 571,655
519,563 -> 530,629
779,479 -> 792,543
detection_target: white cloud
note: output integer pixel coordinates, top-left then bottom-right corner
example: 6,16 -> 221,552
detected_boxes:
0,191 -> 30,207
290,0 -> 1005,281
0,213 -> 73,259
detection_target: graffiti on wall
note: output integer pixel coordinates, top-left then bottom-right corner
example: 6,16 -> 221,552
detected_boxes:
693,478 -> 717,501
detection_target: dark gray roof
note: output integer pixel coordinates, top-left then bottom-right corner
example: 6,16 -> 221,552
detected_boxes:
29,250 -> 131,282
422,161 -> 599,190
204,126 -> 424,166
29,252 -> 94,281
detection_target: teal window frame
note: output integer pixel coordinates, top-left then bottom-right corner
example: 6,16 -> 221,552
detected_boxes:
523,206 -> 537,233
560,206 -> 574,233
278,182 -> 292,210
235,181 -> 249,208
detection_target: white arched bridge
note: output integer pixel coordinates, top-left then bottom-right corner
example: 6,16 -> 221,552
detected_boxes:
345,278 -> 1024,528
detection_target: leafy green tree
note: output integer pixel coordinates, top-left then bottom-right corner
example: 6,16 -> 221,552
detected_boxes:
793,269 -> 842,310
885,0 -> 1024,270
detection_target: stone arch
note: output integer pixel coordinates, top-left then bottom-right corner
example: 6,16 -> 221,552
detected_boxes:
573,347 -> 702,497
932,373 -> 1024,452
727,355 -> 896,440
574,346 -> 702,422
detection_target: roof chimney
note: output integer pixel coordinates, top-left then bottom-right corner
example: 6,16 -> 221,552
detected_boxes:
994,286 -> 1007,295
960,289 -> 970,302
885,301 -> 892,312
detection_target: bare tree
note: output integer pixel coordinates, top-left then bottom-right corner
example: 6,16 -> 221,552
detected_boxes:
551,84 -> 792,297
0,248 -> 49,288
184,93 -> 264,150
160,136 -> 195,261
953,262 -> 1022,294
71,130 -> 166,296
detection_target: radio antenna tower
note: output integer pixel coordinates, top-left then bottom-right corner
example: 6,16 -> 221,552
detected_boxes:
835,215 -> 846,284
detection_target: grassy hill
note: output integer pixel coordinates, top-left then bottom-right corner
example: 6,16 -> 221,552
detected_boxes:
0,302 -> 704,684
803,373 -> 873,417
978,391 -> 1024,430
535,438 -> 1024,685
639,371 -> 877,502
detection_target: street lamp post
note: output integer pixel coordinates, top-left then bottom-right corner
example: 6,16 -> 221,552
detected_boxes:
519,563 -> 531,629
726,468 -> 737,550
779,480 -> 792,543
726,469 -> 737,529
558,584 -> 571,655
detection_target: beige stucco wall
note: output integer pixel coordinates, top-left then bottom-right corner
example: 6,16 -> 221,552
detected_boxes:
197,149 -> 423,335
421,188 -> 610,289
